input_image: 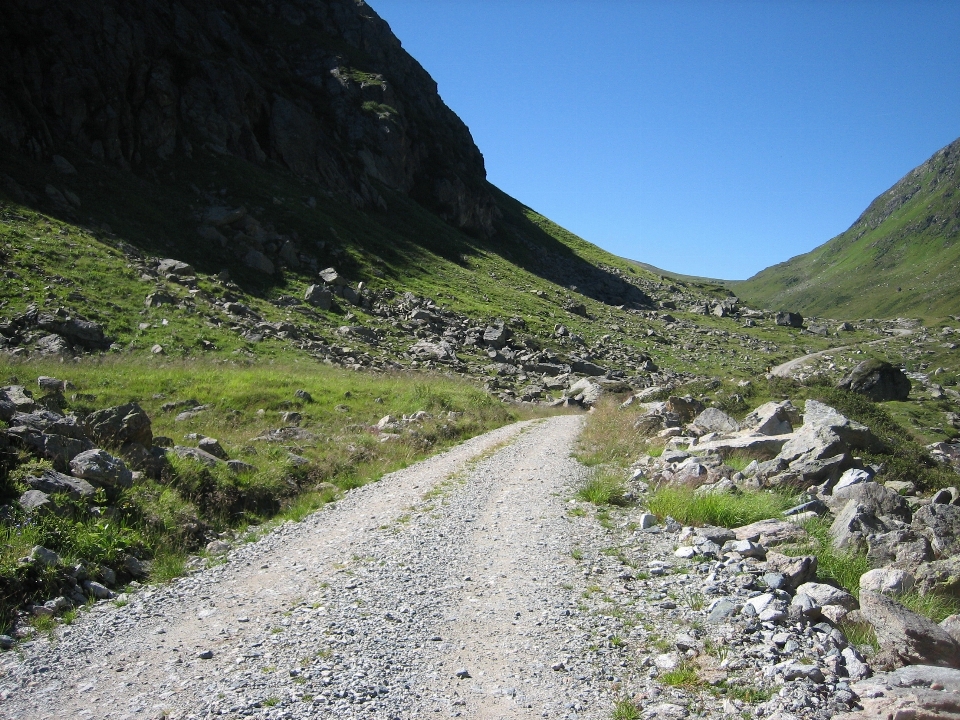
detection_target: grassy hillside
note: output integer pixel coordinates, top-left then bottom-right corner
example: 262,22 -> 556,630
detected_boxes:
734,137 -> 960,320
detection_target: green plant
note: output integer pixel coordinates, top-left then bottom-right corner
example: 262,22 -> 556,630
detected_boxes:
611,697 -> 641,720
660,662 -> 701,688
838,617 -> 879,652
647,486 -> 796,527
898,591 -> 960,624
578,469 -> 629,506
785,518 -> 870,598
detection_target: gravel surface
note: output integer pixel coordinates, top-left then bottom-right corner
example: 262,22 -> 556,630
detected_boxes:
1,415 -> 633,719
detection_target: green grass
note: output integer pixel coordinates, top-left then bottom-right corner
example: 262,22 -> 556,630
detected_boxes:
647,486 -> 797,528
577,469 -> 629,506
898,590 -> 960,624
733,138 -> 960,321
0,355 -> 521,630
611,698 -> 642,720
660,662 -> 701,688
783,518 -> 871,598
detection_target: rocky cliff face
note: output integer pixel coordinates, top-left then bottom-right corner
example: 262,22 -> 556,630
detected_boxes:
0,0 -> 499,235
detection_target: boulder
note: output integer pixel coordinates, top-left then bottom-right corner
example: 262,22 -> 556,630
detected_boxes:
19,489 -> 55,515
0,389 -> 17,421
409,339 -> 458,362
304,284 -> 332,310
837,666 -> 960,719
692,433 -> 789,460
688,407 -> 740,435
482,324 -> 512,349
867,529 -> 932,568
23,469 -> 96,499
795,581 -> 859,611
157,259 -> 195,277
913,557 -> 960,597
828,482 -> 912,523
198,438 -> 229,460
244,249 -> 275,275
733,518 -> 808,547
775,311 -> 803,328
319,267 -> 346,286
173,445 -> 222,468
860,567 -> 915,596
860,590 -> 960,669
0,386 -> 37,414
69,449 -> 133,488
567,378 -> 603,406
838,359 -> 911,402
202,206 -> 246,226
742,400 -> 799,436
571,359 -> 606,376
84,403 -> 153,448
833,467 -> 873,492
764,552 -> 818,591
829,501 -> 889,552
912,504 -> 960,559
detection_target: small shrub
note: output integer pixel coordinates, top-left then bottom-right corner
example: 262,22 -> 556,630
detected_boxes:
611,698 -> 641,720
660,662 -> 701,688
577,470 -> 629,506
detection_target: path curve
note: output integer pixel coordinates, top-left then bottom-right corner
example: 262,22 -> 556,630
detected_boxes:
769,327 -> 914,378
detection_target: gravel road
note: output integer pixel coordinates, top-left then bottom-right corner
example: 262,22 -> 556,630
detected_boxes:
1,415 -> 634,720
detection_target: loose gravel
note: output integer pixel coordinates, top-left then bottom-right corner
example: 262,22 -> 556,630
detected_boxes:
2,416 -> 629,719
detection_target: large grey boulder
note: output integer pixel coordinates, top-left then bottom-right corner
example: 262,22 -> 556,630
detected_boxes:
84,403 -> 153,449
157,259 -> 195,277
794,581 -> 859,611
860,568 -> 915,596
409,339 -> 458,363
867,529 -> 932,568
828,482 -> 912,523
244,249 -> 275,275
304,284 -> 332,310
742,400 -> 799,436
0,386 -> 36,414
69,449 -> 133,488
838,359 -> 911,402
860,590 -> 960,669
733,518 -> 807,547
7,425 -> 95,471
912,504 -> 960,559
764,552 -> 818,591
830,501 -> 887,552
837,666 -> 960,720
913,557 -> 960,596
567,378 -> 603,406
775,311 -> 803,328
482,324 -> 512,349
23,469 -> 96,499
778,400 -> 881,466
688,408 -> 740,435
173,445 -> 223,468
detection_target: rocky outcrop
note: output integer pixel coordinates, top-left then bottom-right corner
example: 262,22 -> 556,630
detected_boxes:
0,0 -> 499,236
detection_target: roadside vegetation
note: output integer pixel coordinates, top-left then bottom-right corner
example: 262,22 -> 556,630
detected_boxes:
0,356 -> 533,629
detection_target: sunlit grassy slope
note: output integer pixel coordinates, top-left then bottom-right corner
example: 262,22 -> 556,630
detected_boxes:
734,137 -> 960,320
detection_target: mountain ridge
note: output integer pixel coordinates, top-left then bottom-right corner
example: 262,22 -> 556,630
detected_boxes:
733,136 -> 960,319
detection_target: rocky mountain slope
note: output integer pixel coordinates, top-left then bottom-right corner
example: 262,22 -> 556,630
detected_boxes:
0,0 -> 497,235
734,137 -> 960,319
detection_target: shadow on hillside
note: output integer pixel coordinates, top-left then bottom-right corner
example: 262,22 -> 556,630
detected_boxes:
486,187 -> 653,309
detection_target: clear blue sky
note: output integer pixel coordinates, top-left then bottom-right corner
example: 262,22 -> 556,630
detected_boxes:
372,0 -> 960,280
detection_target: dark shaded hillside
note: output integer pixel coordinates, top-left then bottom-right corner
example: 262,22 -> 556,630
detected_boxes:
734,137 -> 960,319
0,0 -> 498,235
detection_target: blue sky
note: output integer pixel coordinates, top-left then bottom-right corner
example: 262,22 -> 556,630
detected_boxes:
372,0 -> 960,280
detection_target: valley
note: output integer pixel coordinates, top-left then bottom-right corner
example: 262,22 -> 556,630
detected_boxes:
1,1 -> 960,718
